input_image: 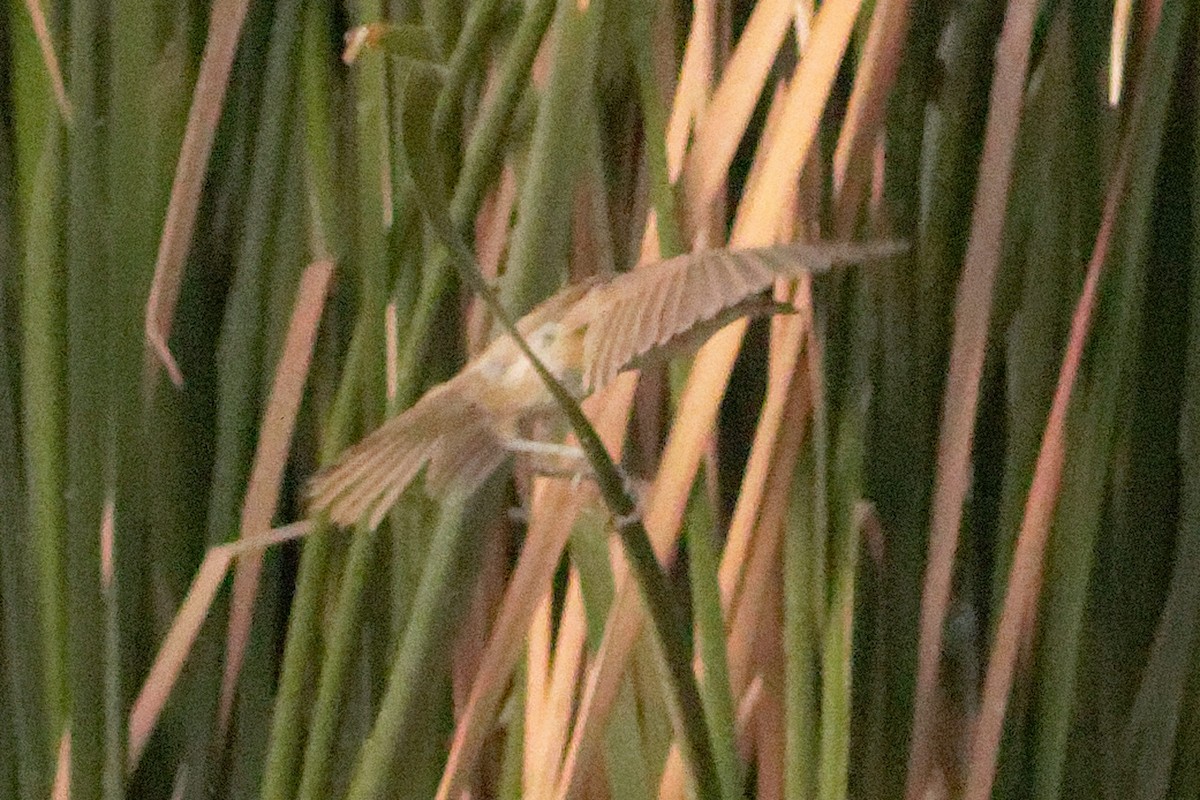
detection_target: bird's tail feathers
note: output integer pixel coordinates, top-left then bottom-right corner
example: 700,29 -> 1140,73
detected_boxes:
425,418 -> 509,496
306,383 -> 500,528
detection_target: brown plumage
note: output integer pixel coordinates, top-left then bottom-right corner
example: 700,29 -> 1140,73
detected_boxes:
307,239 -> 904,527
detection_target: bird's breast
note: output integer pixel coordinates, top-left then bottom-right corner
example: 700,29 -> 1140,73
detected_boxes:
469,321 -> 587,418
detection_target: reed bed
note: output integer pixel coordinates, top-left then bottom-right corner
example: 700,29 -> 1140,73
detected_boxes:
0,2 -> 1196,800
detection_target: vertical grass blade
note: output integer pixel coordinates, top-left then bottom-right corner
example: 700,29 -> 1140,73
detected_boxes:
1113,12 -> 1200,796
64,0 -> 115,794
568,514 -> 655,800
499,0 -> 605,312
685,473 -> 742,800
182,2 -> 302,793
785,444 -> 818,800
19,124 -> 67,731
1028,4 -> 1185,798
144,0 -> 253,384
343,479 -> 501,800
860,2 -> 997,791
0,83 -> 51,796
906,0 -> 1040,791
994,6 -> 1184,800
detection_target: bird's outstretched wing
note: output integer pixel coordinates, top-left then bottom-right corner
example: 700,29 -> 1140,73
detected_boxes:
573,240 -> 906,390
306,380 -> 507,528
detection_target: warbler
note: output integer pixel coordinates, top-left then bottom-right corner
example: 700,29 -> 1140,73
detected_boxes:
308,239 -> 904,527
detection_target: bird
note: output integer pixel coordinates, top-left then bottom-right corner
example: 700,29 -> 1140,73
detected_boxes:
307,239 -> 905,528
